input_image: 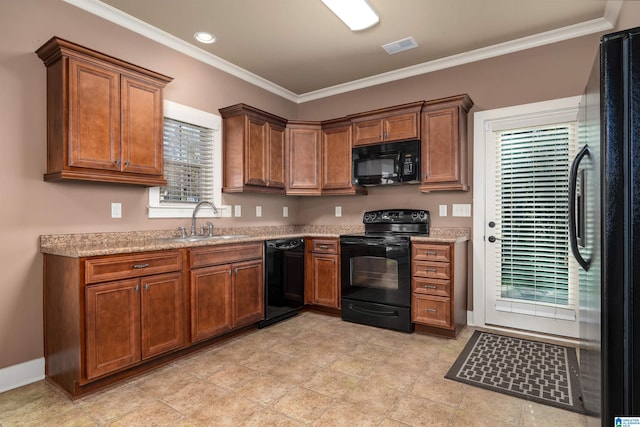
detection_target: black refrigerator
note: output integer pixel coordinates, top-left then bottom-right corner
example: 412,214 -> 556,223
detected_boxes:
571,27 -> 640,424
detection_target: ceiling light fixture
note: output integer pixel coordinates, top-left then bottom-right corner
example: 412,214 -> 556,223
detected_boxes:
320,0 -> 379,31
194,31 -> 216,44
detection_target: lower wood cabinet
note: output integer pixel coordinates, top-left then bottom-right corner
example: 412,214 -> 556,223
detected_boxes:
411,241 -> 468,337
189,243 -> 264,343
305,238 -> 340,309
43,250 -> 186,396
85,272 -> 184,379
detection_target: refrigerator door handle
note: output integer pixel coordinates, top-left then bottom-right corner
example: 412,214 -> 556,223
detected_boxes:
569,144 -> 591,271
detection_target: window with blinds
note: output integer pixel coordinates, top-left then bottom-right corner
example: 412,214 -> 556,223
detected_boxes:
161,117 -> 214,204
494,123 -> 578,319
148,100 -> 221,219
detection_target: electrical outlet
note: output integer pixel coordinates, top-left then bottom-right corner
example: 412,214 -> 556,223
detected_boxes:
283,206 -> 289,217
234,205 -> 241,217
335,206 -> 342,217
111,202 -> 122,219
452,204 -> 472,217
256,206 -> 262,217
439,205 -> 448,217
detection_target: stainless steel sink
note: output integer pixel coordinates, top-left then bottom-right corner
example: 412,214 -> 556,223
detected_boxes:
160,234 -> 248,243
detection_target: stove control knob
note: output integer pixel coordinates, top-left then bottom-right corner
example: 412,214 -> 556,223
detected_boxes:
411,212 -> 419,221
419,211 -> 429,221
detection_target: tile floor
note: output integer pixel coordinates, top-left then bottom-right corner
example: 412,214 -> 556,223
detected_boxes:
0,312 -> 598,426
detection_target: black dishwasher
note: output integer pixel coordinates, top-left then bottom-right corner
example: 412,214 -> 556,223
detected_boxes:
258,238 -> 305,328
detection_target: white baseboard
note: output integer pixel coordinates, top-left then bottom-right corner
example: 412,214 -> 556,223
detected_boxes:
0,358 -> 45,393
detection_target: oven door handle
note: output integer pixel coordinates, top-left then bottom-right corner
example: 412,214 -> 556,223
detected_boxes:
347,303 -> 399,318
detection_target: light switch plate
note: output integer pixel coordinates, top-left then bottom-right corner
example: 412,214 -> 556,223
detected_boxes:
439,205 -> 448,217
256,206 -> 262,217
452,204 -> 472,217
283,206 -> 288,217
234,205 -> 241,217
111,202 -> 122,219
335,206 -> 342,217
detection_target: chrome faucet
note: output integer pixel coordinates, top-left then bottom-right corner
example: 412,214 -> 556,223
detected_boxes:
191,201 -> 218,236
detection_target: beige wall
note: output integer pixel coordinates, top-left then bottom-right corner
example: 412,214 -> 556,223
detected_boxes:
1,0 -> 639,370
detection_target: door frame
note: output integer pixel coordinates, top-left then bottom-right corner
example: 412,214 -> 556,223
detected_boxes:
471,96 -> 581,336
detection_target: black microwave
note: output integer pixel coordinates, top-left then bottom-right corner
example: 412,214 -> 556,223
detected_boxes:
352,140 -> 420,186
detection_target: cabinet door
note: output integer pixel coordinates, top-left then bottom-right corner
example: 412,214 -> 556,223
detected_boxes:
384,112 -> 419,142
422,107 -> 459,185
140,272 -> 184,359
85,279 -> 141,379
311,253 -> 339,308
232,259 -> 264,328
69,57 -> 121,171
352,119 -> 383,146
245,116 -> 267,187
121,74 -> 164,176
267,123 -> 285,188
190,265 -> 233,342
286,126 -> 322,194
322,124 -> 353,190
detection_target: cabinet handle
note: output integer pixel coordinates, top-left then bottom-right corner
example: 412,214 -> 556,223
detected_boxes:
425,308 -> 437,313
135,284 -> 140,293
423,285 -> 437,289
125,160 -> 130,167
144,283 -> 149,292
234,267 -> 239,274
132,263 -> 150,269
424,251 -> 437,256
228,269 -> 232,276
425,268 -> 437,273
115,159 -> 121,167
318,245 -> 329,249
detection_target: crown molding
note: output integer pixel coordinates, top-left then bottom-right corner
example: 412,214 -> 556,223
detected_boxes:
65,0 -> 619,104
63,0 -> 299,102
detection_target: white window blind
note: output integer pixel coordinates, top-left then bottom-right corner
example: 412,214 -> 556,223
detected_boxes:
148,100 -> 223,219
494,122 -> 578,320
161,117 -> 214,204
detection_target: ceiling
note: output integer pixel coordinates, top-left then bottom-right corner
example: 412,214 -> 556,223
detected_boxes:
67,0 -> 619,102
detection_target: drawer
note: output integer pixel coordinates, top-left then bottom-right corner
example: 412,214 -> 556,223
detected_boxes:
311,239 -> 338,254
85,250 -> 183,284
190,242 -> 263,268
412,243 -> 450,262
412,295 -> 451,328
412,260 -> 450,280
412,277 -> 450,297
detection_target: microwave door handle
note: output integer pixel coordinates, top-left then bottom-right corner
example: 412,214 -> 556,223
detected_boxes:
568,144 -> 591,271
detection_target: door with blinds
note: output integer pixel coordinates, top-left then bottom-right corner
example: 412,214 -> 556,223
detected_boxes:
485,122 -> 579,338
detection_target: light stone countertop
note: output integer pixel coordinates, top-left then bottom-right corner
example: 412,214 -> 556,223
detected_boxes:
40,225 -> 470,258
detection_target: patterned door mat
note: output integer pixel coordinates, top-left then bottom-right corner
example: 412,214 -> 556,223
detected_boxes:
445,331 -> 587,414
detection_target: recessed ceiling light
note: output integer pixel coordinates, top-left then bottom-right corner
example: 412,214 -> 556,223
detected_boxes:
194,32 -> 216,44
321,0 -> 379,32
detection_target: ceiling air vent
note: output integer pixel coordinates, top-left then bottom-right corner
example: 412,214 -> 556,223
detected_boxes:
382,37 -> 418,55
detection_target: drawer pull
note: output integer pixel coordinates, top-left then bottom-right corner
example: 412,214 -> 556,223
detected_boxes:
318,245 -> 330,249
425,308 -> 437,313
132,263 -> 150,269
425,268 -> 437,273
423,285 -> 438,289
424,251 -> 437,256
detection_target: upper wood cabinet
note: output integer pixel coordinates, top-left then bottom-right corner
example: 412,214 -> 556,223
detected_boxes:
420,94 -> 473,192
36,37 -> 172,186
286,121 -> 322,195
219,104 -> 288,193
320,118 -> 367,196
350,101 -> 424,146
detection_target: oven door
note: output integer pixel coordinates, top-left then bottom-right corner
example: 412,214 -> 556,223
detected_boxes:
340,236 -> 411,307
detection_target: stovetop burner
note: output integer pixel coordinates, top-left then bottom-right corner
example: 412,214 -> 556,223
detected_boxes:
360,209 -> 430,236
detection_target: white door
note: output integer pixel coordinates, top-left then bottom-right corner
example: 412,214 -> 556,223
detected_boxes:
482,121 -> 579,338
